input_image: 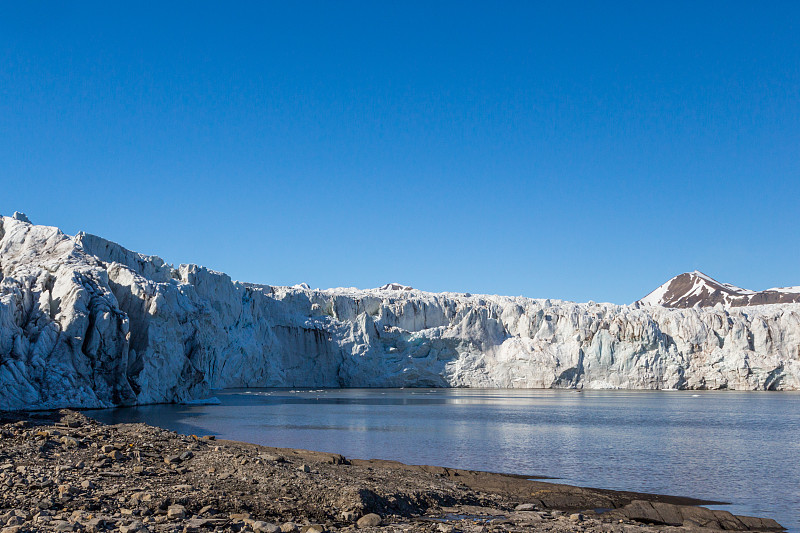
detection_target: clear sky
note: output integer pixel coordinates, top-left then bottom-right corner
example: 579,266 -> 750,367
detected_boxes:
1,2 -> 798,304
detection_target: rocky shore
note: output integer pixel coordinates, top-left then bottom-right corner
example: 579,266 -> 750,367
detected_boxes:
0,410 -> 785,533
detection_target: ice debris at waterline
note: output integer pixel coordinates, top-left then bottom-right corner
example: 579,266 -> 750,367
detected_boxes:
1,213 -> 799,410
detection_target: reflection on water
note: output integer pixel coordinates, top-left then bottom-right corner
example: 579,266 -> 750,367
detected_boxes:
88,389 -> 800,532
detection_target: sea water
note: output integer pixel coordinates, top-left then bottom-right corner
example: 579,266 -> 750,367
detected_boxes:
88,389 -> 800,531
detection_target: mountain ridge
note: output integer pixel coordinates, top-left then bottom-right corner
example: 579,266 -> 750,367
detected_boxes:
638,270 -> 800,308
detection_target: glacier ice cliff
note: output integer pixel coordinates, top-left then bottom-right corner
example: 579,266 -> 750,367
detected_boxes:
1,214 -> 799,410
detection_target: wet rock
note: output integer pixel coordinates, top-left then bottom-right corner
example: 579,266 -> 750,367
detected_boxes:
738,515 -> 784,531
650,502 -> 685,527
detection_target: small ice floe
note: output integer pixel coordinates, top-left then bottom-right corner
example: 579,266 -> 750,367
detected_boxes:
181,397 -> 222,406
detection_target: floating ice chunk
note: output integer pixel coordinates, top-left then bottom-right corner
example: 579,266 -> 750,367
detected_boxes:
181,397 -> 222,406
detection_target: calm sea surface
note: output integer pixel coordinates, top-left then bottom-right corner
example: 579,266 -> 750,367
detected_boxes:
88,389 -> 800,532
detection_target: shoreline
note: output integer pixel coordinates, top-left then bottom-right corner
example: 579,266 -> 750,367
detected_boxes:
0,410 -> 785,533
11,386 -> 800,417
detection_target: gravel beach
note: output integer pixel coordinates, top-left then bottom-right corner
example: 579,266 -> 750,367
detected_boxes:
0,410 -> 785,533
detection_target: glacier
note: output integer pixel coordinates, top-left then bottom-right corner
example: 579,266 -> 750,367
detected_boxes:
1,213 -> 799,410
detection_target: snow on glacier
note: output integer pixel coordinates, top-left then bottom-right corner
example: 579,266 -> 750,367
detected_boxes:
1,214 -> 799,410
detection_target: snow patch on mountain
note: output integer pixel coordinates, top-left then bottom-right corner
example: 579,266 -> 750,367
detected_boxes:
377,283 -> 414,292
639,271 -> 800,308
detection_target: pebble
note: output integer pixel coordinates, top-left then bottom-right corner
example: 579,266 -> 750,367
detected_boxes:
52,521 -> 74,532
167,505 -> 186,519
85,518 -> 105,532
57,484 -> 75,497
119,520 -> 149,533
252,521 -> 281,533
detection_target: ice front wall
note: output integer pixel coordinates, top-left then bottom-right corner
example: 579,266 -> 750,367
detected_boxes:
1,214 -> 798,410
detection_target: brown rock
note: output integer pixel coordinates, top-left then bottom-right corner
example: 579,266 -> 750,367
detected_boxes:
713,509 -> 747,530
679,505 -> 722,529
356,513 -> 382,528
167,505 -> 186,519
252,522 -> 281,533
621,500 -> 663,525
650,502 -> 684,526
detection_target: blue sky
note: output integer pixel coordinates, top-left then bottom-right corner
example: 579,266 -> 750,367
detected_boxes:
1,2 -> 798,303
